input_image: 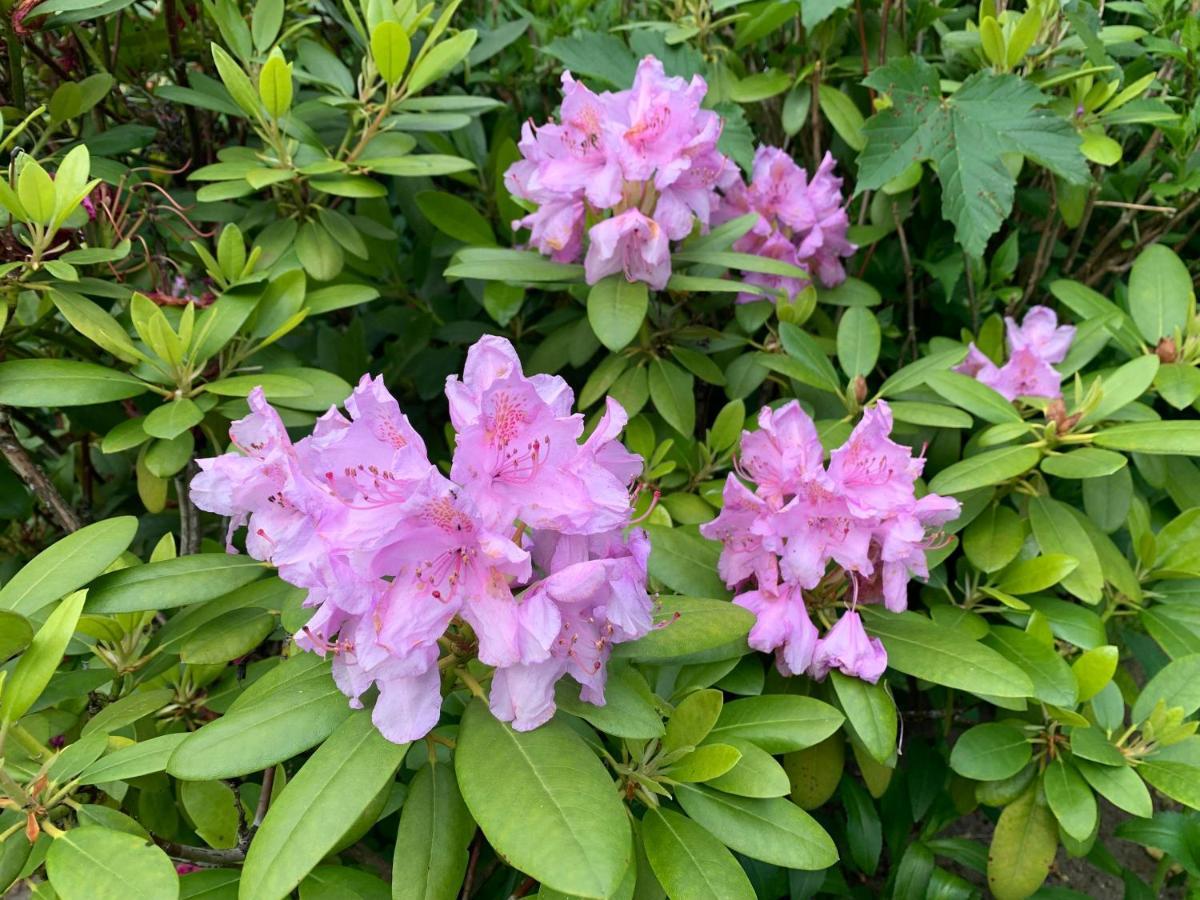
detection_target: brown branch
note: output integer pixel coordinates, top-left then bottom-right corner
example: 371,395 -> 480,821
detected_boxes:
175,459 -> 201,555
154,837 -> 245,866
342,843 -> 393,883
460,833 -> 482,899
252,766 -> 275,828
0,410 -> 82,533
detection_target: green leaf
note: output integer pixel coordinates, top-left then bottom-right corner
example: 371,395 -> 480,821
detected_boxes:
181,780 -> 240,849
887,400 -> 972,429
371,21 -> 411,87
1074,758 -> 1152,817
995,554 -> 1078,594
18,160 -> 55,226
1040,447 -> 1127,479
0,517 -> 136,616
1093,421 -> 1200,455
642,526 -> 729,599
408,29 -> 477,94
240,710 -> 409,900
986,787 -> 1057,900
707,695 -> 844,754
1127,243 -> 1193,344
391,763 -> 474,900
983,626 -> 1078,707
210,43 -> 260,118
1072,645 -> 1119,702
615,596 -> 752,663
876,347 -> 968,397
295,221 -> 343,281
251,0 -> 282,50
1084,354 -> 1160,423
456,700 -> 630,899
81,688 -> 174,736
46,827 -> 178,900
1029,495 -> 1103,603
168,659 -> 352,779
1136,759 -> 1200,810
861,608 -> 1033,698
415,191 -> 495,246
0,359 -> 148,406
706,738 -> 791,798
949,723 -> 1031,781
0,611 -> 33,660
963,504 -> 1024,573
78,733 -> 189,785
203,374 -> 314,399
588,277 -> 649,352
180,609 -> 275,664
859,58 -> 1086,256
830,672 -> 896,764
1132,654 -> 1200,724
778,322 -> 842,394
641,807 -> 756,900
143,399 -> 203,440
1043,758 -> 1097,841
675,784 -> 837,870
649,359 -> 695,437
555,660 -> 664,740
927,445 -> 1039,495
50,291 -> 144,364
445,248 -> 583,283
87,554 -> 265,613
1,591 -> 86,723
664,688 -> 723,753
817,84 -> 865,151
301,866 -> 389,899
258,53 -> 292,118
836,307 -> 881,377
666,744 -> 743,782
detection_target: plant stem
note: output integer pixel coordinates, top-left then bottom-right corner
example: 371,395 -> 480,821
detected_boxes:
0,409 -> 82,532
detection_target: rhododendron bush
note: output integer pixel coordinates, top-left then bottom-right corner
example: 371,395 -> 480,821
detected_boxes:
1,1 -> 1199,899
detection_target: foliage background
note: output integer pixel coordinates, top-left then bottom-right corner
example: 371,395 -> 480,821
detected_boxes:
1,0 -> 1200,897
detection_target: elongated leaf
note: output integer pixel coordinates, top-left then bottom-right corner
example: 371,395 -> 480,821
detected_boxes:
79,734 -> 189,785
1029,495 -> 1103,604
643,526 -> 729,599
588,277 -> 648,351
0,517 -> 136,616
456,701 -> 630,898
87,555 -> 266,613
641,807 -> 755,900
861,608 -> 1033,698
707,695 -> 843,754
391,762 -> 474,900
614,596 -> 752,663
1,591 -> 86,723
927,446 -> 1040,495
675,784 -> 837,870
0,359 -> 148,406
986,788 -> 1057,899
240,710 -> 408,900
46,826 -> 179,900
830,672 -> 896,764
1093,421 -> 1200,455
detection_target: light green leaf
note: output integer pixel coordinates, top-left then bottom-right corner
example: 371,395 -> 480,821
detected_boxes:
46,827 -> 178,900
949,723 -> 1031,781
986,788 -> 1057,900
614,596 -> 752,663
87,554 -> 265,613
642,526 -> 729,599
588,277 -> 649,352
836,307 -> 880,377
707,695 -> 844,754
0,359 -> 148,406
1128,243 -> 1193,344
391,763 -> 474,900
1,591 -> 86,724
927,446 -> 1040,495
641,807 -> 756,900
455,700 -> 630,899
371,21 -> 411,87
1043,758 -> 1097,841
1029,495 -> 1103,603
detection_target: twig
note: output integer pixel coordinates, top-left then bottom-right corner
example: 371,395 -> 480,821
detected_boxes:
512,876 -> 538,898
460,833 -> 482,899
892,202 -> 918,362
0,409 -> 82,532
154,837 -> 245,866
342,843 -> 393,882
252,767 -> 275,828
1091,200 -> 1177,215
175,460 -> 201,555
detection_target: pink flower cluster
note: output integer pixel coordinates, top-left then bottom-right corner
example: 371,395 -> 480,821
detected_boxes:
700,400 -> 959,683
954,306 -> 1075,401
505,56 -> 738,290
191,337 -> 653,742
715,147 -> 856,303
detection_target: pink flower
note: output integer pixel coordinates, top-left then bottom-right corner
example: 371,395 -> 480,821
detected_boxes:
584,208 -> 672,290
505,54 -> 734,288
955,306 -> 1073,401
714,148 -> 856,302
193,336 -> 652,743
809,611 -> 887,683
1006,305 -> 1075,365
700,399 -> 958,682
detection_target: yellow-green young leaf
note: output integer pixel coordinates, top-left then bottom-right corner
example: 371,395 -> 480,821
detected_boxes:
407,29 -> 477,95
1072,645 -> 1118,702
987,787 -> 1057,899
666,743 -> 742,782
817,84 -> 865,150
664,688 -> 723,753
1080,130 -> 1122,166
50,291 -> 144,365
995,554 -> 1078,595
211,43 -> 261,118
259,53 -> 293,118
0,591 -> 86,723
17,160 -> 56,226
371,21 -> 411,87
1100,72 -> 1155,115
980,17 -> 1007,68
1006,8 -> 1042,67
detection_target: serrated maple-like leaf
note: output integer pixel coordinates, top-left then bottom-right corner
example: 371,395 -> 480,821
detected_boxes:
856,56 -> 1087,257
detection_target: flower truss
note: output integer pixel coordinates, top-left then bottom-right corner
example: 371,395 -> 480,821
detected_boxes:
955,305 -> 1076,401
714,146 -> 856,303
701,400 -> 959,683
505,55 -> 738,290
191,336 -> 654,742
